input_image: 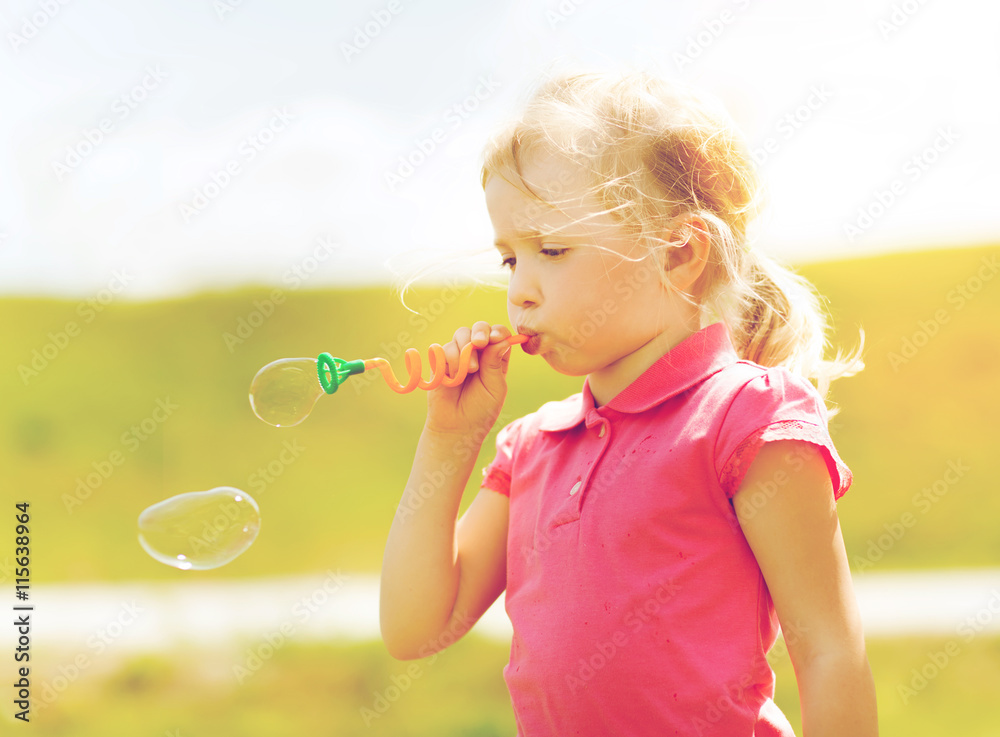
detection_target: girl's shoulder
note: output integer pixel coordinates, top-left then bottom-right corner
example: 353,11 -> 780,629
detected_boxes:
709,359 -> 826,409
709,361 -> 850,499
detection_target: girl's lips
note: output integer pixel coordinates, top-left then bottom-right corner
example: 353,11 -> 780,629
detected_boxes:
518,333 -> 541,354
512,328 -> 539,354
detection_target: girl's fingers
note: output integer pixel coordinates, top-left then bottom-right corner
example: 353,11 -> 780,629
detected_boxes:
468,321 -> 493,372
444,326 -> 469,378
490,324 -> 510,342
443,323 -> 507,378
471,320 -> 492,344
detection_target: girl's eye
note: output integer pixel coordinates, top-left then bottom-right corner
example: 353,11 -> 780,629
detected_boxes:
499,248 -> 567,270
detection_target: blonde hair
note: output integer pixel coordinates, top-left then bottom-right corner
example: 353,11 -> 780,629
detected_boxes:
479,66 -> 864,414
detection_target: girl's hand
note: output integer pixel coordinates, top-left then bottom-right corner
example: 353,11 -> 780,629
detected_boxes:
424,322 -> 517,437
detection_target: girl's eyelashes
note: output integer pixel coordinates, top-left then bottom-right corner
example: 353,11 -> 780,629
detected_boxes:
499,247 -> 568,270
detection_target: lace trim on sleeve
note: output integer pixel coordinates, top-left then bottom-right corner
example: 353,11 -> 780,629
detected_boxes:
481,466 -> 511,497
719,419 -> 852,501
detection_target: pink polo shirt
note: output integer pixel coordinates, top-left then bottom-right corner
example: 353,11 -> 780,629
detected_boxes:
479,321 -> 852,736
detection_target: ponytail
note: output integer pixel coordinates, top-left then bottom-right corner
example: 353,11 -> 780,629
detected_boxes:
724,249 -> 865,416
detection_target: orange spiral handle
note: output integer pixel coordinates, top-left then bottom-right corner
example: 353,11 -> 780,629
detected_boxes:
363,334 -> 529,393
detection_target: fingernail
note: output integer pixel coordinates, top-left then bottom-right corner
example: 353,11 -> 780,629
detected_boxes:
490,329 -> 501,339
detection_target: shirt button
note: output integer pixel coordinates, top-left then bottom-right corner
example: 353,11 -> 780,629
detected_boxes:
598,424 -> 606,438
570,480 -> 582,496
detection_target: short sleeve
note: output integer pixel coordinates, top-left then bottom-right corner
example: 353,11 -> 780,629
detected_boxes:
715,367 -> 852,501
479,417 -> 524,497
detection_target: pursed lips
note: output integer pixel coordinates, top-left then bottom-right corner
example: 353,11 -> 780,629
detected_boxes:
515,326 -> 543,354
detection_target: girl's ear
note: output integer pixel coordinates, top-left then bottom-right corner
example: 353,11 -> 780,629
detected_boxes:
659,214 -> 711,292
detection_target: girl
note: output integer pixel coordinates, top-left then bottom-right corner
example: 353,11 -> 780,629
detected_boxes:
380,68 -> 878,736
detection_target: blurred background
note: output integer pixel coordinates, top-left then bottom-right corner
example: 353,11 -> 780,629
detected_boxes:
1,0 -> 999,735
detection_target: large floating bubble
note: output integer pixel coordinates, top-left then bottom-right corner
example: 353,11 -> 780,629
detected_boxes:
138,487 -> 261,570
249,357 -> 324,427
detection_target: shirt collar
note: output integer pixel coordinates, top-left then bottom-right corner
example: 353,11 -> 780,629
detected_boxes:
537,322 -> 739,432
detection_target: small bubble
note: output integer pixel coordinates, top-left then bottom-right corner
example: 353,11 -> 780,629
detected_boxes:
137,486 -> 261,570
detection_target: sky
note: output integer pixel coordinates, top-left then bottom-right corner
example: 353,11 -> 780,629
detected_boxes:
0,0 -> 998,299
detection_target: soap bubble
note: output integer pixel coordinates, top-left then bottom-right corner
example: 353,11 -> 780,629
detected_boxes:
138,487 -> 261,570
249,357 -> 324,427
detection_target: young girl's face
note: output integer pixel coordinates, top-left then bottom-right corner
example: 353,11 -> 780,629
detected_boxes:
485,150 -> 692,384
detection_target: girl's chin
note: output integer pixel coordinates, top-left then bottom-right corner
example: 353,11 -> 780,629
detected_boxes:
537,348 -> 591,377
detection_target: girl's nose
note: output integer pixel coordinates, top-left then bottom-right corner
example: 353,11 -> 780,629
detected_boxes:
506,263 -> 541,308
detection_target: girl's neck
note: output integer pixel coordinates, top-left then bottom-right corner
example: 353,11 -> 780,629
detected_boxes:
588,322 -> 700,408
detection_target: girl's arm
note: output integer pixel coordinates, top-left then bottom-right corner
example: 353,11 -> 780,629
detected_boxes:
380,324 -> 515,661
733,439 -> 878,737
380,425 -> 509,660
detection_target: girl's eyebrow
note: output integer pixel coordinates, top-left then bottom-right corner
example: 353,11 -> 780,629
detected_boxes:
494,228 -> 573,249
494,229 -> 541,249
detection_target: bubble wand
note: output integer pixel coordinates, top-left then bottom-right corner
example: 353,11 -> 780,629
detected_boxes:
249,333 -> 530,427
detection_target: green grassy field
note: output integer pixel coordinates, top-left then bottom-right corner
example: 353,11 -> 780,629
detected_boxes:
3,242 -> 1000,733
2,243 -> 998,581
22,631 -> 1000,736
